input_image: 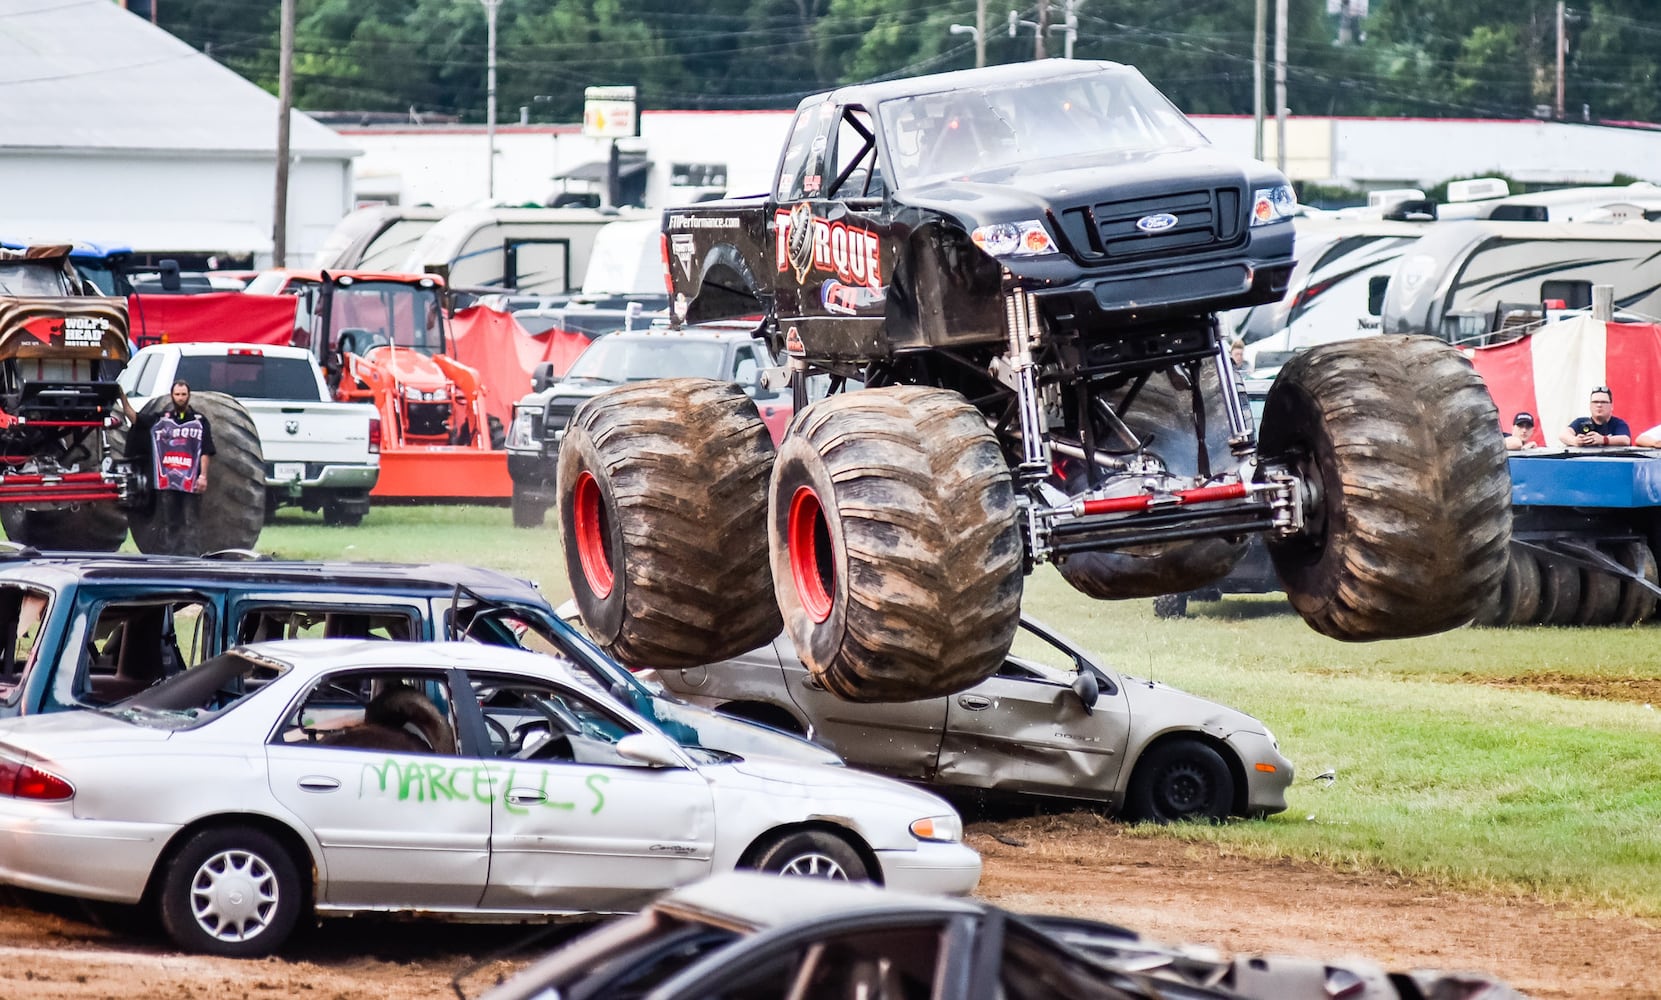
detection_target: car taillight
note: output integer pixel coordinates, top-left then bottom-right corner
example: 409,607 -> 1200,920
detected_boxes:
0,755 -> 74,801
368,415 -> 382,454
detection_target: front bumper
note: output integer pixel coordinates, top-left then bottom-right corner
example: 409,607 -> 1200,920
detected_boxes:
1227,729 -> 1295,817
874,841 -> 982,896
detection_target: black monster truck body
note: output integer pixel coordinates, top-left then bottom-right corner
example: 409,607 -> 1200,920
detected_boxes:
0,245 -> 264,554
562,60 -> 1512,703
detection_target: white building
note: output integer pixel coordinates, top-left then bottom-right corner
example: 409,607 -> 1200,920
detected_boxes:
0,0 -> 358,266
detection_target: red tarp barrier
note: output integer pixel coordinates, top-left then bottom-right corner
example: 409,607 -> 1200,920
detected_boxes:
1468,317 -> 1661,444
126,292 -> 296,348
446,305 -> 595,427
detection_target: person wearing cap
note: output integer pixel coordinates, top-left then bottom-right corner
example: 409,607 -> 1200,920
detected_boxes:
1559,385 -> 1631,447
1504,412 -> 1538,450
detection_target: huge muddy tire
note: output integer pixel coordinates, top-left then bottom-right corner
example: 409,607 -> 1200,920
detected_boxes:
1506,548 -> 1543,626
558,378 -> 781,669
1535,559 -> 1581,626
1257,336 -> 1511,641
1,504 -> 127,551
1056,363 -> 1247,600
768,387 -> 1023,702
1613,541 -> 1658,626
127,392 -> 265,556
1574,563 -> 1622,626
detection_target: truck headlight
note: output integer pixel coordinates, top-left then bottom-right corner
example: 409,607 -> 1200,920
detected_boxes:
909,814 -> 963,843
970,220 -> 1055,257
506,409 -> 535,449
1251,185 -> 1297,225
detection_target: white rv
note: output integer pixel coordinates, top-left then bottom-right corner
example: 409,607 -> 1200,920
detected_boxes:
396,206 -> 656,295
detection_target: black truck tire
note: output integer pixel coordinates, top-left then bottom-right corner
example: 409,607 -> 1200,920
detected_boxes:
768,386 -> 1023,702
1505,548 -> 1543,626
557,378 -> 781,669
510,486 -> 549,529
127,392 -> 265,556
1535,558 -> 1582,626
320,491 -> 369,527
1057,364 -> 1247,600
1152,593 -> 1190,619
1,504 -> 127,551
1613,541 -> 1659,626
1574,563 -> 1622,626
1256,336 -> 1511,641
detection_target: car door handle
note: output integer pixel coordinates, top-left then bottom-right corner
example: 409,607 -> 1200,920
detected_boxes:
506,789 -> 547,805
297,775 -> 341,792
957,694 -> 992,711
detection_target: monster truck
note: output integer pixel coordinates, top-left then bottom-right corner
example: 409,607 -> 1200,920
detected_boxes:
0,245 -> 264,554
558,60 -> 1511,702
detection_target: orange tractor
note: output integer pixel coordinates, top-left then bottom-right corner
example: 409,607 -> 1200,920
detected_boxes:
249,269 -> 511,500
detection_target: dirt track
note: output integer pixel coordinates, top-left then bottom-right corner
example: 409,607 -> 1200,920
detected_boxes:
0,812 -> 1655,999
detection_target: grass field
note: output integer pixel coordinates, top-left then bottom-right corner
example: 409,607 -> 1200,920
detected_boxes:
264,504 -> 1661,917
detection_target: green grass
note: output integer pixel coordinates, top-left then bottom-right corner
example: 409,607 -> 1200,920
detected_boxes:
263,506 -> 1661,916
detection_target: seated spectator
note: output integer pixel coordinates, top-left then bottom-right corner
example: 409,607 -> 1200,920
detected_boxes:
1504,411 -> 1538,451
1559,386 -> 1631,447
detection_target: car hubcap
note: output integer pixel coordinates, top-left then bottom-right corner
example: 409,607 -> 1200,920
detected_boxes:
778,852 -> 849,879
572,471 -> 615,598
788,486 -> 835,623
190,848 -> 279,942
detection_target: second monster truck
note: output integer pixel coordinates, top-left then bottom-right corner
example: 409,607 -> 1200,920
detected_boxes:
559,59 -> 1510,702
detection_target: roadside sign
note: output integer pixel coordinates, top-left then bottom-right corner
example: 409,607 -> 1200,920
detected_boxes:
584,86 -> 637,138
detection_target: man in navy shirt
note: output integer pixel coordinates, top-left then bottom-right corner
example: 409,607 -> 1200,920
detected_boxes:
1559,385 -> 1631,447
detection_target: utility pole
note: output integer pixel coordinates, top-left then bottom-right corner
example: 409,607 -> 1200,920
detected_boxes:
1253,0 -> 1265,160
272,0 -> 294,267
976,0 -> 986,68
1034,0 -> 1050,60
1053,0 -> 1079,59
1555,1 -> 1566,120
1274,0 -> 1288,173
481,0 -> 502,200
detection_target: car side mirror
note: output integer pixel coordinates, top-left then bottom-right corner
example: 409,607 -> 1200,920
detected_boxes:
159,259 -> 183,293
531,361 -> 559,394
1072,670 -> 1099,715
617,732 -> 683,767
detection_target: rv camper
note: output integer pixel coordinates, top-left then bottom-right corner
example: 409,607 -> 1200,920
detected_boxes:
396,206 -> 655,296
1380,219 -> 1661,345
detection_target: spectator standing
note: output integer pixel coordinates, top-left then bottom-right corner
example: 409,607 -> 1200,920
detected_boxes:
127,380 -> 216,554
1559,386 -> 1631,447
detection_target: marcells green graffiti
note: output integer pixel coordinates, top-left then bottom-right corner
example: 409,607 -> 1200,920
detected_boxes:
360,759 -> 610,815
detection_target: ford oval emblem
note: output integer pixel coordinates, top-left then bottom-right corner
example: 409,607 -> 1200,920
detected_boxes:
1136,213 -> 1179,233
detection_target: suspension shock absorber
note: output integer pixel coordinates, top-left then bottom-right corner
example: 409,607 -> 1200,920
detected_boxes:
1004,288 -> 1050,484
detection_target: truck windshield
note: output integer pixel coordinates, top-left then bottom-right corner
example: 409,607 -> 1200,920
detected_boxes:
329,280 -> 446,355
880,67 -> 1207,190
563,337 -> 726,384
0,259 -> 80,297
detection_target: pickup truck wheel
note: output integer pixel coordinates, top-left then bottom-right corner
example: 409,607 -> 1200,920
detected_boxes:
1535,558 -> 1581,626
768,387 -> 1022,702
1257,336 -> 1511,641
557,377 -> 781,669
511,486 -> 549,528
1057,365 -> 1247,600
1613,541 -> 1658,625
1504,547 -> 1542,626
128,392 -> 266,556
1,505 -> 127,551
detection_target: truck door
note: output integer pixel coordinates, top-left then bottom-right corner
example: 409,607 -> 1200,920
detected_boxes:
772,104 -> 893,359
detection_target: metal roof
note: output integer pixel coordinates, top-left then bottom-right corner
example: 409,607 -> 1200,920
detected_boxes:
0,0 -> 357,159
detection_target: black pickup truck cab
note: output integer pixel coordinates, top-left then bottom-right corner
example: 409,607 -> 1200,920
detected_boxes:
0,551 -> 837,766
556,59 -> 1511,704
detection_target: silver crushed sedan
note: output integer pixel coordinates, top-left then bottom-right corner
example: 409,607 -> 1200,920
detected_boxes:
642,613 -> 1293,823
0,640 -> 979,957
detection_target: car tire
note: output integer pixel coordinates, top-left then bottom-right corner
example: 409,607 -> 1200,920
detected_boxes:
748,829 -> 869,882
768,386 -> 1023,702
157,826 -> 302,958
1124,738 -> 1235,824
1057,364 -> 1248,600
1152,593 -> 1189,619
1505,548 -> 1543,626
1257,336 -> 1511,641
0,504 -> 127,551
557,377 -> 781,669
1536,558 -> 1581,626
1613,541 -> 1658,625
510,487 -> 548,529
1574,563 -> 1622,626
127,392 -> 266,556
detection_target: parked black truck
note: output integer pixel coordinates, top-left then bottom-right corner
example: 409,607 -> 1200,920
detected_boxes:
557,59 -> 1511,702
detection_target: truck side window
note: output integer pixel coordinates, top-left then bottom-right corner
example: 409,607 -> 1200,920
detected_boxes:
774,105 -> 827,202
829,107 -> 883,201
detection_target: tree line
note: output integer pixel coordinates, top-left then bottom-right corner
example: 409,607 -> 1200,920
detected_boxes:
160,0 -> 1661,125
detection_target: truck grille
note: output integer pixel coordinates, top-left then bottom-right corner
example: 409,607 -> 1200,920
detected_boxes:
405,402 -> 450,438
542,400 -> 582,442
1059,187 -> 1244,264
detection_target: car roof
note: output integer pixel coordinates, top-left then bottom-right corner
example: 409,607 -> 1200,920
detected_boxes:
650,872 -> 983,932
134,341 -> 313,359
802,58 -> 1127,111
0,553 -> 545,601
238,637 -> 575,677
597,326 -> 760,344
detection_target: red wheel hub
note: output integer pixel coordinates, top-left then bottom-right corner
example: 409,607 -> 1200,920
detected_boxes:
572,471 -> 615,598
788,486 -> 835,623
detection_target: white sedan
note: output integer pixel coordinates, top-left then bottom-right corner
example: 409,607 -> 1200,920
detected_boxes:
0,640 -> 979,957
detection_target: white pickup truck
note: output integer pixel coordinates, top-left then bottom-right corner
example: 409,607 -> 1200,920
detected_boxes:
118,342 -> 381,525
